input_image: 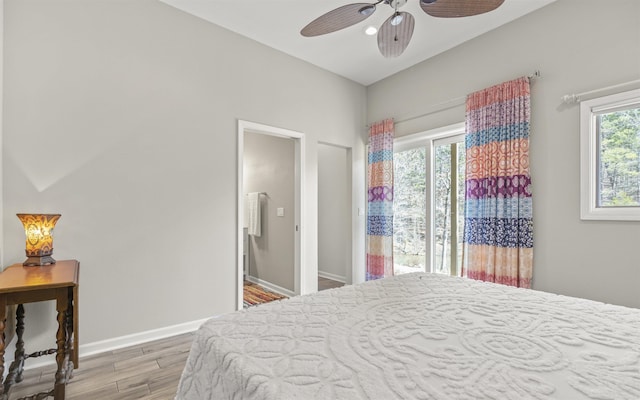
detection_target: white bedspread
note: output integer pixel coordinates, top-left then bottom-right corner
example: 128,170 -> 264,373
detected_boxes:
176,272 -> 640,399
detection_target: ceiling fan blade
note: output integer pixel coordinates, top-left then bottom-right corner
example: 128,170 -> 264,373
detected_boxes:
377,11 -> 415,58
301,3 -> 378,37
420,0 -> 505,18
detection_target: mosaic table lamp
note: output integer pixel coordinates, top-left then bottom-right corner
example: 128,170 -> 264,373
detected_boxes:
17,214 -> 62,266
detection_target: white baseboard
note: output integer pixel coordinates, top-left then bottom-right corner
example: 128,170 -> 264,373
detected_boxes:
318,270 -> 346,283
246,275 -> 295,297
80,318 -> 209,357
22,317 -> 210,371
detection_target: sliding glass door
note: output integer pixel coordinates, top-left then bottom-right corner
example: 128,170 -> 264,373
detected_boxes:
433,136 -> 465,276
393,126 -> 465,276
393,147 -> 427,274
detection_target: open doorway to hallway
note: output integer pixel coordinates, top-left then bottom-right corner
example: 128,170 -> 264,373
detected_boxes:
317,142 -> 351,291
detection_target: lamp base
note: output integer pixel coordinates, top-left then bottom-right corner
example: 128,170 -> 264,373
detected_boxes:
23,256 -> 57,267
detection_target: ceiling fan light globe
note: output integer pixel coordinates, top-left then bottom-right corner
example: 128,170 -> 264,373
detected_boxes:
390,13 -> 404,26
358,5 -> 376,16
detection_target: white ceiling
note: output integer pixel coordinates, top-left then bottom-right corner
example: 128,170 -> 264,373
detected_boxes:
159,0 -> 556,86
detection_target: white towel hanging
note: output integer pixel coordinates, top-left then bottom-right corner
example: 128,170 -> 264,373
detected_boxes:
246,192 -> 262,237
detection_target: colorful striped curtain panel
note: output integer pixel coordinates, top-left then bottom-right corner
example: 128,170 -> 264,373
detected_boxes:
366,119 -> 394,281
462,77 -> 534,288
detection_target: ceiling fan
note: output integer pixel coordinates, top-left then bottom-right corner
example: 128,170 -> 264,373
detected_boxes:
301,0 -> 505,58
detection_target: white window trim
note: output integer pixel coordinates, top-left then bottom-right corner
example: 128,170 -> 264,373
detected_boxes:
580,88 -> 640,221
394,122 -> 465,152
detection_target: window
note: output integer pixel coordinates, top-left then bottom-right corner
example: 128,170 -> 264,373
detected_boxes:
393,123 -> 465,276
580,89 -> 640,220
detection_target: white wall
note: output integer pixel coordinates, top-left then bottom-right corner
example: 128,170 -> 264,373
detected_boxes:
368,0 -> 640,308
318,143 -> 350,283
243,132 -> 295,291
0,0 -> 13,351
0,0 -> 4,268
3,0 -> 367,352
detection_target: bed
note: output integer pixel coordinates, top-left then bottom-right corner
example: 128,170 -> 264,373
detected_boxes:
176,272 -> 640,399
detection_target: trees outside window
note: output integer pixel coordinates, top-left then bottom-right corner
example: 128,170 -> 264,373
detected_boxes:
393,148 -> 426,273
433,139 -> 465,276
598,108 -> 640,207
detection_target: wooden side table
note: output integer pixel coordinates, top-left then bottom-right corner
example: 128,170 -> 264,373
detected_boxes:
0,260 -> 79,400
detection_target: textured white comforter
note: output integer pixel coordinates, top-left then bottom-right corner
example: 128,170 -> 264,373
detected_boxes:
176,272 -> 640,399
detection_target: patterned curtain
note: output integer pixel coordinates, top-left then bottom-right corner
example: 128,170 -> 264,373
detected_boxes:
462,77 -> 533,288
366,119 -> 394,280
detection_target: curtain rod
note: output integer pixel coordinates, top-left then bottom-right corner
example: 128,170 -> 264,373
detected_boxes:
561,78 -> 640,104
386,70 -> 542,126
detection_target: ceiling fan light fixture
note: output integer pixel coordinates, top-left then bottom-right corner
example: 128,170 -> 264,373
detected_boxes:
302,0 -> 505,57
390,12 -> 404,26
358,4 -> 376,16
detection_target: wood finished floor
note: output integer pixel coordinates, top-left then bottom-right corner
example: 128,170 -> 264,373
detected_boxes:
11,277 -> 344,400
318,276 -> 345,291
8,332 -> 194,400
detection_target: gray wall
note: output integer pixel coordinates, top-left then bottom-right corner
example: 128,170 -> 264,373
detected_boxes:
3,0 -> 367,351
318,143 -> 350,282
243,132 -> 295,291
368,0 -> 640,308
0,0 -> 4,267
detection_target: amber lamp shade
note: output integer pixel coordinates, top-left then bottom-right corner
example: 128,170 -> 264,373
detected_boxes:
17,213 -> 62,266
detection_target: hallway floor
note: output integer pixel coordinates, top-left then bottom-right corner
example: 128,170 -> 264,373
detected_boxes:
318,276 -> 344,291
243,276 -> 344,307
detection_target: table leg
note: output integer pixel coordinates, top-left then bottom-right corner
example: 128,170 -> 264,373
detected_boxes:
14,304 -> 25,383
54,289 -> 69,400
65,289 -> 73,379
0,296 -> 6,400
3,304 -> 27,390
66,288 -> 76,378
72,285 -> 78,369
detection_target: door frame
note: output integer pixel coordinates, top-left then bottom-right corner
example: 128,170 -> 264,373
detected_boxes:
317,142 -> 353,285
237,120 -> 305,311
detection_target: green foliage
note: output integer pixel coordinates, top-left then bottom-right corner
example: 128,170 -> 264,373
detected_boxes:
393,141 -> 465,276
433,143 -> 465,275
393,148 -> 427,259
599,107 -> 640,206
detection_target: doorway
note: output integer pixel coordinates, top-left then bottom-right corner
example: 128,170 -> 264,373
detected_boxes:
237,120 -> 304,311
317,143 -> 351,290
